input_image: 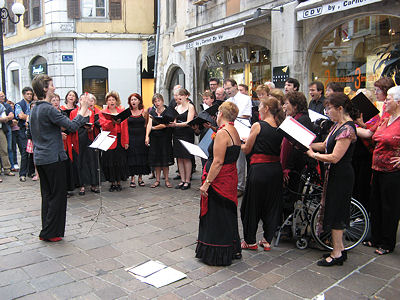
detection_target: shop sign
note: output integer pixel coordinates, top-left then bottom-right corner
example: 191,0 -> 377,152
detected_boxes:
62,55 -> 73,62
273,66 -> 289,88
174,25 -> 244,52
31,63 -> 47,77
226,47 -> 249,65
297,0 -> 382,21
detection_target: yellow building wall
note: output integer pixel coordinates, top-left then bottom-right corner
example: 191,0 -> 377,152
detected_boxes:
4,0 -> 45,46
142,78 -> 154,109
76,0 -> 154,34
4,0 -> 154,47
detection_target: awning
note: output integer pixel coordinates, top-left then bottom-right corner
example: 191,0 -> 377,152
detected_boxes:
296,0 -> 382,21
173,22 -> 245,52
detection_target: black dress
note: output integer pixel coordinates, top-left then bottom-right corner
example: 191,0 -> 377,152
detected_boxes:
148,107 -> 174,167
196,131 -> 241,266
173,109 -> 194,159
127,114 -> 150,176
241,121 -> 283,244
319,121 -> 357,233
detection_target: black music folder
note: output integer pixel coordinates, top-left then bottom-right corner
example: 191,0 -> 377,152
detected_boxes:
102,108 -> 131,122
351,92 -> 380,123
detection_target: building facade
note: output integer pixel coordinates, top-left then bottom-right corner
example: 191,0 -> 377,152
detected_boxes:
3,0 -> 155,107
156,0 -> 400,106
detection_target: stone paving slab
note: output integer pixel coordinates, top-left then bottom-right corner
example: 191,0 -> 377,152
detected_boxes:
0,170 -> 400,299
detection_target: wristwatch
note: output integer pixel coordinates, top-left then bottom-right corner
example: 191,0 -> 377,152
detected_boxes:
205,179 -> 212,184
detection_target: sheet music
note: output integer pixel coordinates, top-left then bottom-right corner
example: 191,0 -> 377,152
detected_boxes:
197,129 -> 213,157
234,118 -> 251,140
179,140 -> 208,159
279,117 -> 316,148
308,109 -> 328,122
89,131 -> 116,151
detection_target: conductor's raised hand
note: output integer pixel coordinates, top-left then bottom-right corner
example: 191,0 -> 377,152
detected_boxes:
78,93 -> 90,117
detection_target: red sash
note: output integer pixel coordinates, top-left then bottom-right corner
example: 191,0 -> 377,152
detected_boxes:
250,154 -> 280,165
200,162 -> 238,217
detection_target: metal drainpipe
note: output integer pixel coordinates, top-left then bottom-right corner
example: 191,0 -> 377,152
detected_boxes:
154,0 -> 160,93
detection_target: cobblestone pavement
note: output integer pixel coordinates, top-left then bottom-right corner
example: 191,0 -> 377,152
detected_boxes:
0,168 -> 399,300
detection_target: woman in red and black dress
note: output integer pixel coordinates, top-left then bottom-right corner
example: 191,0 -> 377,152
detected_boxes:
196,101 -> 242,266
70,93 -> 101,195
357,86 -> 400,255
99,91 -> 129,192
60,90 -> 79,194
240,96 -> 284,251
127,93 -> 150,187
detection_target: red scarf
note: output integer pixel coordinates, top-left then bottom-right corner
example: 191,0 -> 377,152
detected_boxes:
200,163 -> 238,217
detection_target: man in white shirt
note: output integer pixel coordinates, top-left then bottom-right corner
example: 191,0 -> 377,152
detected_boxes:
224,78 -> 252,197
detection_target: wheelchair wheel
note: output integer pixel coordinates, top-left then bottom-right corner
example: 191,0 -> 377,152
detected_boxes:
310,198 -> 369,250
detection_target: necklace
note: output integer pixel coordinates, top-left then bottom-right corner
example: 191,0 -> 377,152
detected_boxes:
388,114 -> 399,126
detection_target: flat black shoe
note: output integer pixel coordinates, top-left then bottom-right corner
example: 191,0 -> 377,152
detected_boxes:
79,190 -> 85,196
175,182 -> 184,189
116,184 -> 122,191
317,255 -> 344,267
181,182 -> 191,190
234,253 -> 242,259
109,185 -> 115,192
173,175 -> 181,180
322,250 -> 347,261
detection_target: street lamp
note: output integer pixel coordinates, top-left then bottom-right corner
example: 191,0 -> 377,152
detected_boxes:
0,0 -> 25,97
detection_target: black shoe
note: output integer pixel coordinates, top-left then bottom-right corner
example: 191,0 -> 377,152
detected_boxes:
79,190 -> 85,196
234,252 -> 242,259
181,182 -> 191,190
322,250 -> 347,261
317,255 -> 344,266
175,182 -> 184,189
109,185 -> 115,192
116,184 -> 122,191
173,174 -> 181,180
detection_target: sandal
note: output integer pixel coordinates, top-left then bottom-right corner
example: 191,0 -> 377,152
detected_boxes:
138,180 -> 145,187
150,181 -> 160,188
165,181 -> 172,188
90,186 -> 100,193
375,248 -> 392,255
241,241 -> 258,250
362,241 -> 376,248
258,239 -> 271,251
130,181 -> 136,188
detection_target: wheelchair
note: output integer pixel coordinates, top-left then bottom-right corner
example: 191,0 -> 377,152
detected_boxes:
275,165 -> 369,250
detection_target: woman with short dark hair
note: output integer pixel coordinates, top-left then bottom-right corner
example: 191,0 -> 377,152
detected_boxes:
307,92 -> 358,266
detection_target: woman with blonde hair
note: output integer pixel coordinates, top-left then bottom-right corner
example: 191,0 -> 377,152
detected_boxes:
196,101 -> 242,266
241,96 -> 285,251
145,93 -> 174,188
99,91 -> 129,192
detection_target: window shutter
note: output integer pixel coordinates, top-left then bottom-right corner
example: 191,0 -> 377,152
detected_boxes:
6,0 -> 15,33
109,0 -> 122,20
67,0 -> 81,19
23,0 -> 30,27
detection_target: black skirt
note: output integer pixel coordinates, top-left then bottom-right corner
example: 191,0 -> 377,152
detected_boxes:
196,187 -> 241,266
101,134 -> 128,182
148,129 -> 174,167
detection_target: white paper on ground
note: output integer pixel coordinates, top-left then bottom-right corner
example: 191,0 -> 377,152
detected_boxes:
234,118 -> 251,140
126,260 -> 166,278
308,109 -> 328,122
279,116 -> 316,148
179,139 -> 208,159
141,267 -> 187,288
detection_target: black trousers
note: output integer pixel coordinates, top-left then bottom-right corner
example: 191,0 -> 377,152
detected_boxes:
370,170 -> 400,251
37,160 -> 67,239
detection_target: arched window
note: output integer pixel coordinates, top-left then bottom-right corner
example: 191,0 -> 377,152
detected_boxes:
29,56 -> 47,80
82,66 -> 108,106
168,67 -> 185,103
310,15 -> 400,91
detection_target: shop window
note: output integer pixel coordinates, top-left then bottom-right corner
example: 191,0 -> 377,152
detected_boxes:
82,66 -> 108,106
310,15 -> 400,92
29,56 -> 47,81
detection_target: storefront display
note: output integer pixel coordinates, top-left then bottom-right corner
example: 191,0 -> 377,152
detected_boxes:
310,15 -> 400,93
